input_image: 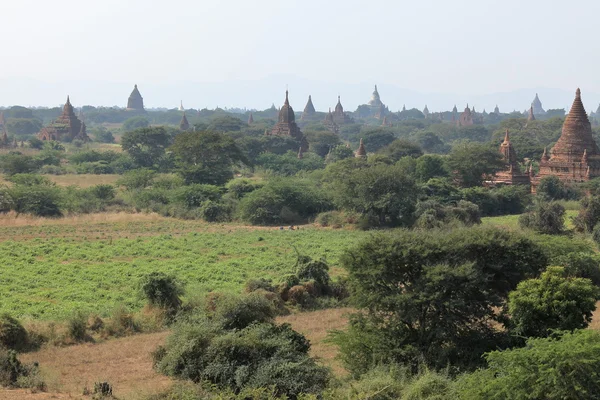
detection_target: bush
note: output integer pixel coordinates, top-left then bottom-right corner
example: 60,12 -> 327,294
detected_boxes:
140,272 -> 183,315
116,168 -> 156,190
0,314 -> 28,351
213,292 -> 277,330
244,279 -> 275,293
199,200 -> 232,222
456,330 -> 600,399
155,321 -> 330,398
537,175 -> 581,201
10,184 -> 62,217
574,195 -> 600,232
67,311 -> 88,342
507,266 -> 599,338
518,201 -> 565,234
89,184 -> 115,201
556,252 -> 600,286
296,256 -> 330,288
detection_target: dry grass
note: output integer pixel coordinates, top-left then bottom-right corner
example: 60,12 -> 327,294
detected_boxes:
278,307 -> 352,376
47,174 -> 121,188
0,331 -> 172,400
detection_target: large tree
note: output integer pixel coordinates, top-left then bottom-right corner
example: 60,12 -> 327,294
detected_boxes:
333,227 -> 548,374
171,130 -> 249,185
121,127 -> 172,168
447,141 -> 505,187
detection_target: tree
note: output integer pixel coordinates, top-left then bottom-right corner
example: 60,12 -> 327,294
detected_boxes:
536,175 -> 579,201
361,129 -> 396,152
457,330 -> 600,400
91,127 -> 115,143
573,195 -> 600,232
0,153 -> 38,176
333,227 -> 548,374
518,201 -> 565,234
378,139 -> 423,161
6,118 -> 42,135
327,145 -> 354,163
171,130 -> 249,185
140,272 -> 183,315
121,127 -> 172,168
447,142 -> 504,187
325,163 -> 418,228
415,154 -> 448,182
207,115 -> 247,132
122,116 -> 150,131
507,267 -> 599,338
304,130 -> 341,157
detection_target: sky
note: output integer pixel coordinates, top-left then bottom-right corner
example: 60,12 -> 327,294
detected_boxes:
2,0 -> 600,111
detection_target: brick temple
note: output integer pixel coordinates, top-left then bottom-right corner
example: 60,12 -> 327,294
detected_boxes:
39,96 -> 89,142
493,129 -> 530,185
531,88 -> 600,190
268,90 -> 308,151
126,84 -> 145,112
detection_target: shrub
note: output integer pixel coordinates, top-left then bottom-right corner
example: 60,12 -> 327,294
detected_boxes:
507,266 -> 599,338
225,178 -> 263,199
0,314 -> 28,351
537,175 -> 581,201
556,252 -> 600,286
116,168 -> 156,190
518,201 -> 565,234
296,256 -> 330,288
287,285 -> 312,307
10,184 -> 62,217
89,184 -> 115,201
102,305 -> 138,338
0,349 -> 44,390
155,321 -> 329,398
593,223 -> 600,245
573,195 -> 600,232
67,311 -> 88,342
199,200 -> 231,222
213,292 -> 277,330
244,279 -> 275,293
140,272 -> 183,315
456,330 -> 600,399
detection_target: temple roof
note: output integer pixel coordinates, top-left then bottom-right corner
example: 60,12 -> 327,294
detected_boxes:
248,113 -> 254,124
63,96 -> 75,116
551,88 -> 600,160
527,106 -> 536,121
303,95 -> 316,114
531,93 -> 546,114
356,138 -> 367,157
499,129 -> 517,164
179,112 -> 190,130
494,105 -> 500,114
278,90 -> 296,123
325,108 -> 334,123
368,85 -> 383,107
334,96 -> 344,114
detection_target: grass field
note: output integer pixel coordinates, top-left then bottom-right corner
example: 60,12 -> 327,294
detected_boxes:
482,209 -> 579,230
0,214 -> 367,319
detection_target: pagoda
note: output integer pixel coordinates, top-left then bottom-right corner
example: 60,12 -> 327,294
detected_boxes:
531,89 -> 600,190
324,108 -> 339,134
39,96 -> 89,142
531,93 -> 546,115
301,95 -> 316,120
179,112 -> 190,131
0,112 -> 8,147
527,106 -> 535,122
493,130 -> 530,185
423,105 -> 430,118
333,96 -> 353,124
269,90 -> 308,151
457,105 -> 474,127
368,85 -> 389,117
494,105 -> 500,114
126,84 -> 145,112
355,138 -> 367,158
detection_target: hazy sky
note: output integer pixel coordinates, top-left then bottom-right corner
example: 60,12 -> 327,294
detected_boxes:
2,0 -> 600,109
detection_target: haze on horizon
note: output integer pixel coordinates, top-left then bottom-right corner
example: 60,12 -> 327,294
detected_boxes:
2,0 -> 599,110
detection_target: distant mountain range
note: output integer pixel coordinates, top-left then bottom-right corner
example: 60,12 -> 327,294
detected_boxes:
1,75 -> 598,115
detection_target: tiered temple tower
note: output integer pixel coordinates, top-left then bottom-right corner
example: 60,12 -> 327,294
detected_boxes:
531,88 -> 600,190
126,84 -> 145,111
457,105 -> 474,127
333,96 -> 353,124
324,108 -> 339,134
493,130 -> 530,185
423,105 -> 430,118
531,93 -> 546,115
179,112 -> 190,131
301,95 -> 316,120
39,96 -> 89,142
269,90 -> 308,151
355,138 -> 367,158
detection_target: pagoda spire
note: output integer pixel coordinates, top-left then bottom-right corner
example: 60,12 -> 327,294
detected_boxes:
503,129 -> 510,143
248,113 -> 254,124
355,138 -> 367,158
541,146 -> 549,161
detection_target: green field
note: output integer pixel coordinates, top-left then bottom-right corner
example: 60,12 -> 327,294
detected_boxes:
0,216 -> 368,319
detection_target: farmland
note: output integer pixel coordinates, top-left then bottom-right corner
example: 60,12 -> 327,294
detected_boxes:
0,214 -> 367,319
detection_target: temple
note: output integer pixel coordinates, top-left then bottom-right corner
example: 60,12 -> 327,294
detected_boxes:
493,130 -> 530,185
248,113 -> 254,124
268,90 -> 308,151
0,112 -> 8,147
324,108 -> 339,134
527,106 -> 536,122
368,85 -> 389,118
457,105 -> 474,127
494,105 -> 500,114
423,105 -> 430,118
126,84 -> 145,111
355,138 -> 367,158
38,96 -> 89,142
179,112 -> 190,131
333,96 -> 353,124
531,89 -> 600,190
531,93 -> 546,115
301,95 -> 316,120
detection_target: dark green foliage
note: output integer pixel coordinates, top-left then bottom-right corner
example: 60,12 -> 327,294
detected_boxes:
122,116 -> 150,131
334,227 -> 548,374
121,127 -> 172,168
239,178 -> 332,225
67,311 -> 88,342
447,142 -> 505,187
361,129 -> 396,152
414,200 -> 481,228
456,330 -> 600,400
199,200 -> 232,223
255,151 -> 324,175
593,223 -> 600,245
324,161 -> 418,228
574,196 -> 600,232
68,150 -> 121,165
10,183 -> 62,217
0,314 -> 28,351
0,153 -> 38,176
140,272 -> 184,314
461,185 -> 530,217
171,131 -> 249,185
89,184 -> 116,201
213,293 -> 277,331
295,256 -> 330,288
225,179 -> 263,199
378,139 -> 423,161
0,349 -> 29,387
519,201 -> 565,234
537,175 -> 580,200
116,168 -> 156,190
155,320 -> 329,398
507,267 -> 599,338
327,145 -> 355,163
244,279 -> 275,293
415,154 -> 448,182
28,138 -> 44,150
91,127 -> 115,143
172,184 -> 221,208
556,252 -> 600,286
